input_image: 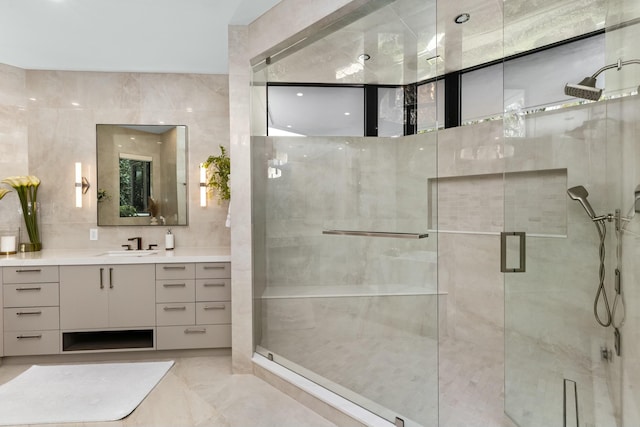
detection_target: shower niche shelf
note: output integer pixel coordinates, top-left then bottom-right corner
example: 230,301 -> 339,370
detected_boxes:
428,168 -> 568,236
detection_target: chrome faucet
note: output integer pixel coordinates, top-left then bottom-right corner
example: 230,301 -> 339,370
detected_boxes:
128,237 -> 142,250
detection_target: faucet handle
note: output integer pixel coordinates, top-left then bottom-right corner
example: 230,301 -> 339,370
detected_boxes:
121,244 -> 131,250
127,236 -> 143,250
147,244 -> 158,250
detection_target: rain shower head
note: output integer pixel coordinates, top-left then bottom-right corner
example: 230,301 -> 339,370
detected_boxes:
567,185 -> 597,219
564,77 -> 602,101
564,58 -> 640,101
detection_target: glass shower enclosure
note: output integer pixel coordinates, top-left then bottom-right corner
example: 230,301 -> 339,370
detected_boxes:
250,0 -> 640,426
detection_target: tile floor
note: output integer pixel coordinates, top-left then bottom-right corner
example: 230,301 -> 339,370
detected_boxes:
0,353 -> 338,427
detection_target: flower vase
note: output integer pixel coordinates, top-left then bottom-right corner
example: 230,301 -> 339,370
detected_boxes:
20,201 -> 41,252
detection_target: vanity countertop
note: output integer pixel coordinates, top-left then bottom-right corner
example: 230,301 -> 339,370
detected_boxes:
0,247 -> 231,267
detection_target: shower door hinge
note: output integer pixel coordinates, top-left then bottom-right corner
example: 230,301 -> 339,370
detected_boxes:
500,232 -> 526,273
267,352 -> 274,361
395,416 -> 405,427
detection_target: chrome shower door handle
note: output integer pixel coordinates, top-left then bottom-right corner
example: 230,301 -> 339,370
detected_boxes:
500,231 -> 526,273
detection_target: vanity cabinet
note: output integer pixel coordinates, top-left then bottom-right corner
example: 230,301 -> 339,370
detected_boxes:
156,262 -> 231,350
2,266 -> 60,356
1,258 -> 230,356
59,264 -> 155,330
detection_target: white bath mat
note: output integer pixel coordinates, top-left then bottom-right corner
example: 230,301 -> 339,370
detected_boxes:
0,360 -> 174,425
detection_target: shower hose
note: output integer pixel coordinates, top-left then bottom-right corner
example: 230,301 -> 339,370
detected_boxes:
593,217 -> 625,329
594,218 -> 612,327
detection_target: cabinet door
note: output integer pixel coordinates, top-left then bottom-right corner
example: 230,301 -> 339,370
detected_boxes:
108,264 -> 155,328
60,266 -> 109,330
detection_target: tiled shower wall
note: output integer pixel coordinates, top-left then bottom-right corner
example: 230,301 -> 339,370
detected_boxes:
254,95 -> 633,426
0,64 -> 230,250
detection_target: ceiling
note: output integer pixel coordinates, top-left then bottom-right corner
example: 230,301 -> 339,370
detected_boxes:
262,0 -> 613,85
0,0 -> 282,74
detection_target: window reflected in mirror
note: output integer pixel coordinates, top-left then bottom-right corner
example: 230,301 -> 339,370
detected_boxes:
119,154 -> 152,217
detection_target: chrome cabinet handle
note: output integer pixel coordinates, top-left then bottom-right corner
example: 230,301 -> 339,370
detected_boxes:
109,267 -> 114,289
163,266 -> 187,270
163,306 -> 187,311
163,283 -> 187,288
184,328 -> 206,334
16,287 -> 41,291
99,267 -> 104,289
203,265 -> 225,270
15,268 -> 42,273
17,334 -> 42,340
203,283 -> 225,287
16,311 -> 42,316
204,304 -> 226,310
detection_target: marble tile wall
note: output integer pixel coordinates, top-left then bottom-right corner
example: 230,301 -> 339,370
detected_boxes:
260,135 -> 437,290
0,67 -> 230,250
0,64 -> 29,225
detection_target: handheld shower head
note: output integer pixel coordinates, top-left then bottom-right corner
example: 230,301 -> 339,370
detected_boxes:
564,77 -> 602,101
567,185 -> 597,219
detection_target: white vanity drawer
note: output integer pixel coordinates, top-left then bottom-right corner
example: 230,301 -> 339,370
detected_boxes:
4,307 -> 59,331
155,264 -> 195,280
156,280 -> 195,303
196,302 -> 231,325
156,303 -> 195,326
196,278 -> 231,301
196,263 -> 230,279
156,324 -> 231,350
3,283 -> 59,308
3,266 -> 59,284
3,330 -> 60,356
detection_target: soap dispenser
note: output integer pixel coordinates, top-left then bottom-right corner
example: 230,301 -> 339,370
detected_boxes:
165,229 -> 175,250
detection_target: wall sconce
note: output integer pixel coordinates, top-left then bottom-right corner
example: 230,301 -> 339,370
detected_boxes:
75,162 -> 90,208
200,163 -> 207,207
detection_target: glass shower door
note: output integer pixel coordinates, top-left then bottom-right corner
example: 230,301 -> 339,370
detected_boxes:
502,7 -> 617,425
253,133 -> 439,426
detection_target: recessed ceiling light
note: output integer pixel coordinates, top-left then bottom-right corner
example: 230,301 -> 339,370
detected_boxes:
296,92 -> 304,97
71,102 -> 80,106
29,97 -> 37,101
344,112 -> 351,116
358,53 -> 371,61
286,125 -> 292,128
454,13 -> 470,24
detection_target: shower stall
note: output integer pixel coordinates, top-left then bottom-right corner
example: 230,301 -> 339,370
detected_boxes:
249,0 -> 640,426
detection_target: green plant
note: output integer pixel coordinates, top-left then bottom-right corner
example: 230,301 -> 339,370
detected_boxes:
119,204 -> 138,217
203,145 -> 230,202
97,188 -> 111,202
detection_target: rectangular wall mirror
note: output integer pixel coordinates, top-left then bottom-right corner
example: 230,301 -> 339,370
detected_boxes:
97,124 -> 188,226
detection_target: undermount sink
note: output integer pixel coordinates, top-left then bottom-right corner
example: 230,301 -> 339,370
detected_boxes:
99,250 -> 159,257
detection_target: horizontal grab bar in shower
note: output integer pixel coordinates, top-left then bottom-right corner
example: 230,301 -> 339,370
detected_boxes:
322,230 -> 429,239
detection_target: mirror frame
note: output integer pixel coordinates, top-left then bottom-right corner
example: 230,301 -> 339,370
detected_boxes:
96,124 -> 189,226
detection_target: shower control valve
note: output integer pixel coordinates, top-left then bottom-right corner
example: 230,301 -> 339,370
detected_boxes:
592,213 -> 614,223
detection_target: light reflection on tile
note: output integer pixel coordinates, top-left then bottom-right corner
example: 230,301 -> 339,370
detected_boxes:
0,355 -> 338,427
